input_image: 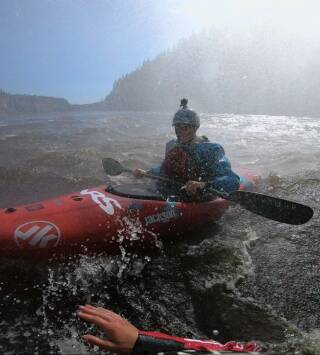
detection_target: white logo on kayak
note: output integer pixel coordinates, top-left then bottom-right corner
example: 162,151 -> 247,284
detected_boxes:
80,189 -> 122,215
145,208 -> 180,226
14,221 -> 61,249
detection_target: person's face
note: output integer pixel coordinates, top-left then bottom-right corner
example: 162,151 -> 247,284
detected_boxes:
174,124 -> 196,143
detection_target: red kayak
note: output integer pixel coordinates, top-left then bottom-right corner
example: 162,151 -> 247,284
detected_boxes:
0,174 -> 255,260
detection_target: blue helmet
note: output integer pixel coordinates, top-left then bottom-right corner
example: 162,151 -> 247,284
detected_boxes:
172,99 -> 200,129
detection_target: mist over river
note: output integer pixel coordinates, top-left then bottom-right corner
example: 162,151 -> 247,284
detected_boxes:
0,111 -> 319,354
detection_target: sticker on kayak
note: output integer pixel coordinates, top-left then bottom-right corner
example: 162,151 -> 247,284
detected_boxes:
80,189 -> 122,215
145,208 -> 181,226
14,221 -> 61,249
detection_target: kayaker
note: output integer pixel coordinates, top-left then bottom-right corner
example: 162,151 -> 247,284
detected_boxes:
133,99 -> 240,198
77,304 -> 262,354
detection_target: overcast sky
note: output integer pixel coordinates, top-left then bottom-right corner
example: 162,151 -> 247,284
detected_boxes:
0,0 -> 318,103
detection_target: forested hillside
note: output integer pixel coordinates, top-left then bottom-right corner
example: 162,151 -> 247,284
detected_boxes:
103,29 -> 320,116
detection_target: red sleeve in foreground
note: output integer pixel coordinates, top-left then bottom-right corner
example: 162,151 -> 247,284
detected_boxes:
136,330 -> 262,353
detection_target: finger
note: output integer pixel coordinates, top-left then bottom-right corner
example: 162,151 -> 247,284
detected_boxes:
79,306 -> 113,323
79,304 -> 99,312
79,305 -> 124,325
78,305 -> 96,313
83,334 -> 116,351
80,305 -> 112,315
97,307 -> 122,319
185,185 -> 195,193
78,312 -> 114,332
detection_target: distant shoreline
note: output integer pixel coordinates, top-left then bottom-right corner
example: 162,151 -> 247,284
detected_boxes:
2,88 -> 320,119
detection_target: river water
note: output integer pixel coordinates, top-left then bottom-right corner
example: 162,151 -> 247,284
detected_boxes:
0,111 -> 319,354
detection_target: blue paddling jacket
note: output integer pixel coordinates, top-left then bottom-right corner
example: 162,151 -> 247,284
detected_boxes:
150,136 -> 240,193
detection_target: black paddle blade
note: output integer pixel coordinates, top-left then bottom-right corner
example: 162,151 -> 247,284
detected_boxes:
228,191 -> 313,225
102,158 -> 125,176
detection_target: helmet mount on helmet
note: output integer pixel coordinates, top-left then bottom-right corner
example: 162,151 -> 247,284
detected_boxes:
180,98 -> 188,109
172,98 -> 200,130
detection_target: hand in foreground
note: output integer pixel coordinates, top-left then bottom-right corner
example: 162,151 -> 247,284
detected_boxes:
184,181 -> 206,195
132,169 -> 146,178
78,305 -> 139,354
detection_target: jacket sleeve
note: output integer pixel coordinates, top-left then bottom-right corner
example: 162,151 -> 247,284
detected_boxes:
201,143 -> 240,193
132,330 -> 262,355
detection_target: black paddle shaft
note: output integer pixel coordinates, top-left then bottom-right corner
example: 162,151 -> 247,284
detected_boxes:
102,157 -> 314,225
